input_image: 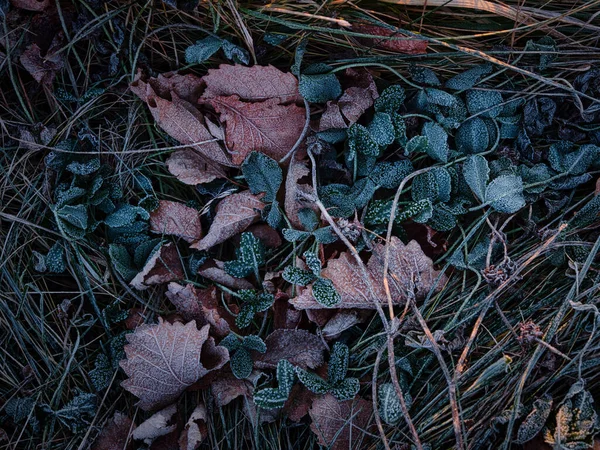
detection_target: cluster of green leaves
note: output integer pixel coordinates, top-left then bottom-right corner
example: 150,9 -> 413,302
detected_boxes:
224,232 -> 266,278
185,35 -> 249,65
296,343 -> 359,401
242,152 -> 284,228
282,208 -> 337,244
235,290 -> 275,328
253,360 -> 296,409
282,251 -> 341,307
221,334 -> 266,379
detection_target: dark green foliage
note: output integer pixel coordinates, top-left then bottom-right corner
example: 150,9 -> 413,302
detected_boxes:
299,64 -> 341,102
254,360 -> 296,409
236,290 -> 275,328
422,121 -> 449,163
466,90 -> 503,118
348,123 -> 380,157
224,232 -> 266,278
445,64 -> 492,91
185,36 -> 249,64
485,175 -> 526,213
53,392 -> 97,433
456,118 -> 489,154
374,85 -> 405,113
379,383 -> 412,425
242,152 -> 283,202
515,395 -> 553,444
367,112 -> 395,146
222,334 -> 267,379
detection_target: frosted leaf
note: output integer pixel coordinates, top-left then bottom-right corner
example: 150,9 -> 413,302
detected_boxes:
179,403 -> 208,450
191,191 -> 265,251
131,404 -> 177,444
291,237 -> 446,309
166,149 -> 226,186
254,329 -> 327,370
120,320 -> 229,410
130,243 -> 184,290
149,200 -> 202,243
91,411 -> 134,450
284,158 -> 317,229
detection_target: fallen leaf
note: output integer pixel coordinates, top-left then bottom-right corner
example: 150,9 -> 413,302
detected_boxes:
20,42 -> 64,86
92,412 -> 134,450
10,0 -> 50,11
318,101 -> 347,131
120,320 -> 229,411
149,200 -> 202,243
353,23 -> 428,55
166,283 -> 232,337
254,329 -> 327,370
197,259 -> 255,290
166,149 -> 226,185
322,311 -> 364,340
178,403 -> 207,450
132,404 -> 177,444
272,297 -> 302,330
191,191 -> 265,251
131,70 -> 204,104
130,243 -> 184,290
338,68 -> 379,124
290,237 -> 446,309
244,224 -> 282,249
201,64 -> 300,104
211,371 -> 258,407
283,384 -> 315,423
309,394 -> 373,450
210,95 -> 305,164
131,81 -> 232,168
284,158 -> 317,229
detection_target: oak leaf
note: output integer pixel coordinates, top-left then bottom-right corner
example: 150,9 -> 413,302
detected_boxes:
210,95 -> 305,164
149,200 -> 202,243
120,320 -> 229,411
201,64 -> 300,104
130,243 -> 184,290
190,191 -> 265,251
131,404 -> 177,444
166,283 -> 232,337
290,237 -> 446,309
165,149 -> 226,185
210,371 -> 259,407
178,403 -> 207,450
92,412 -> 134,450
318,101 -> 347,131
309,394 -> 373,450
254,329 -> 327,370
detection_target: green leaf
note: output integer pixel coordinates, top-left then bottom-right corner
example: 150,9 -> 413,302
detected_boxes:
412,171 -> 439,203
425,88 -> 457,107
54,392 -> 97,433
367,112 -> 395,147
516,395 -> 553,444
57,204 -> 88,230
370,161 -> 413,189
231,348 -> 254,379
89,353 -> 112,391
445,64 -> 492,91
254,388 -> 289,409
350,177 -> 378,210
455,117 -> 489,154
67,158 -> 101,175
463,155 -> 490,201
266,200 -> 283,229
299,65 -> 341,103
242,152 -> 283,203
374,85 -> 405,113
277,360 -> 296,394
330,378 -> 359,401
222,40 -> 250,65
109,244 -> 137,281
236,303 -> 257,328
328,342 -> 349,385
282,228 -> 310,242
410,66 -> 441,86
466,90 -> 503,118
318,184 -> 355,218
391,113 -> 407,146
484,175 -> 525,213
282,266 -> 316,286
104,204 -> 149,229
404,135 -> 428,156
303,251 -> 322,276
253,292 -> 275,312
422,122 -> 449,163
242,335 -> 267,353
378,383 -> 411,425
224,232 -> 265,278
296,368 -> 329,394
45,242 -> 66,273
548,142 -> 600,176
220,334 -> 241,352
428,204 -> 457,231
312,277 -> 341,307
313,227 -> 338,244
432,168 -> 452,203
520,164 -> 554,194
348,123 -> 380,157
298,208 -> 319,232
185,36 -> 222,64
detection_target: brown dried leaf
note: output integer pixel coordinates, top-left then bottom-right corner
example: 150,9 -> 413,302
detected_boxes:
197,259 -> 255,290
132,404 -> 177,444
338,69 -> 379,124
166,283 -> 232,337
190,191 -> 265,251
318,101 -> 347,131
291,237 -> 446,309
353,23 -> 428,55
210,95 -> 305,165
120,320 -> 229,411
201,64 -> 300,104
211,371 -> 258,407
131,70 -> 204,104
20,43 -> 64,86
283,384 -> 315,423
178,403 -> 207,450
309,394 -> 373,450
149,200 -> 202,243
321,311 -> 364,340
254,329 -> 327,370
92,412 -> 134,450
10,0 -> 50,12
244,224 -> 282,249
166,149 -> 226,185
284,158 -> 317,229
131,80 -> 232,168
130,243 -> 184,291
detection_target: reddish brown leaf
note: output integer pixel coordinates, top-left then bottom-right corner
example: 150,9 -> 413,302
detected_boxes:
321,311 -> 365,340
201,64 -> 300,104
291,237 -> 446,309
197,259 -> 255,290
130,243 -> 184,291
20,42 -> 64,86
210,95 -> 305,164
131,70 -> 204,104
166,283 -> 232,337
178,403 -> 207,450
338,68 -> 379,124
210,371 -> 258,407
309,394 -> 373,450
244,224 -> 282,249
283,384 -> 315,423
190,191 -> 265,251
132,404 -> 177,444
92,412 -> 134,450
273,297 -> 302,330
318,101 -> 347,131
120,320 -> 229,411
353,23 -> 428,55
10,0 -> 50,11
284,158 -> 317,229
149,200 -> 202,243
166,149 -> 226,185
131,80 -> 232,168
254,329 -> 327,370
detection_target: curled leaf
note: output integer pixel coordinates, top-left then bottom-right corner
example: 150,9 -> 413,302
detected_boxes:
130,243 -> 184,290
131,404 -> 177,444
